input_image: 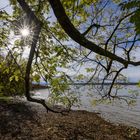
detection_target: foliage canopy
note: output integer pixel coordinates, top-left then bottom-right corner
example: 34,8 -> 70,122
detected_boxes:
0,0 -> 140,111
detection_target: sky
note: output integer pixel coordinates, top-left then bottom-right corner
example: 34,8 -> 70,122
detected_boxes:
1,0 -> 140,82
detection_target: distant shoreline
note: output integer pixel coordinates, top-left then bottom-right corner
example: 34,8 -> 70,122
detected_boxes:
67,82 -> 138,86
32,82 -> 138,89
31,84 -> 50,89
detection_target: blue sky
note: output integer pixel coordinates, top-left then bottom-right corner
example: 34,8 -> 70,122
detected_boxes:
1,0 -> 140,82
123,67 -> 140,82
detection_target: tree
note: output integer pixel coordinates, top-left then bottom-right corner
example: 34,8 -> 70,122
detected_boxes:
0,0 -> 140,112
0,53 -> 25,97
120,0 -> 140,34
48,0 -> 140,66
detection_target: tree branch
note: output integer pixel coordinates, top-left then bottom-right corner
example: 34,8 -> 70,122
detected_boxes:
48,0 -> 140,67
17,0 -> 63,113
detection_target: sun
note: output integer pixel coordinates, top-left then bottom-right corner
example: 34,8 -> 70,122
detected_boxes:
20,27 -> 30,37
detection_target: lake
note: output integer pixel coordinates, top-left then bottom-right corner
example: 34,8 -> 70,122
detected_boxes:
33,85 -> 140,129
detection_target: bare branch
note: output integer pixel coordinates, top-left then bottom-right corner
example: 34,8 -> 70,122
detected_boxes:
48,0 -> 140,67
107,67 -> 125,97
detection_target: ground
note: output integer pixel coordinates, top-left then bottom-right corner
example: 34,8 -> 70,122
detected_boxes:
0,98 -> 140,140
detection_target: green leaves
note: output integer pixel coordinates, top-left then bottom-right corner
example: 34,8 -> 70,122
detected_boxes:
9,75 -> 18,82
1,0 -> 139,108
0,11 -> 9,20
33,74 -> 40,82
76,74 -> 85,80
112,0 -> 122,4
86,68 -> 94,73
130,9 -> 140,34
120,0 -> 140,34
0,55 -> 25,97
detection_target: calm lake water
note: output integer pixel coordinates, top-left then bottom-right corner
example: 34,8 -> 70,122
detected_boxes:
33,85 -> 140,129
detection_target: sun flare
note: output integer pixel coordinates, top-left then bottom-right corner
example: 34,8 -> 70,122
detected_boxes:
20,27 -> 30,37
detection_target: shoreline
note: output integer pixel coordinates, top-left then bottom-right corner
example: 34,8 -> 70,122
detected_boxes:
0,98 -> 140,140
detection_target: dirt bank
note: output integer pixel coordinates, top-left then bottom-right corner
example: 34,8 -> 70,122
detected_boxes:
0,99 -> 140,140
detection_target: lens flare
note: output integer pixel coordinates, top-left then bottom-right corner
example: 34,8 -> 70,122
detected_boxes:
20,27 -> 30,37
